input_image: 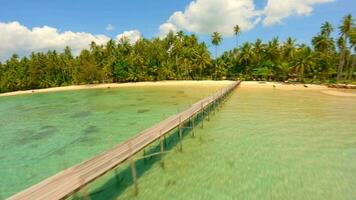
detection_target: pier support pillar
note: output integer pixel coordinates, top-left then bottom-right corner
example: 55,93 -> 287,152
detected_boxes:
79,186 -> 90,200
130,159 -> 138,196
178,117 -> 183,152
114,168 -> 121,184
201,103 -> 204,128
207,104 -> 210,121
192,116 -> 195,137
143,149 -> 146,163
160,133 -> 165,169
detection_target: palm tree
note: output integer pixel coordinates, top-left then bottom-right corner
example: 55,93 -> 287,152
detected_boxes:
211,32 -> 222,59
337,36 -> 347,81
211,32 -> 222,79
349,27 -> 356,81
239,42 -> 254,75
266,37 -> 281,63
312,22 -> 336,80
337,14 -> 354,81
292,47 -> 315,82
283,37 -> 296,61
193,43 -> 211,79
253,38 -> 265,66
321,21 -> 334,37
234,25 -> 241,47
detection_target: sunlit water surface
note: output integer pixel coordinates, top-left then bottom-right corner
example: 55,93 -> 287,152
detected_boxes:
0,84 -> 225,198
85,87 -> 356,200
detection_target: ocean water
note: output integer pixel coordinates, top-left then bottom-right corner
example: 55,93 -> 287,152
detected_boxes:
0,84 -> 226,199
81,87 -> 356,200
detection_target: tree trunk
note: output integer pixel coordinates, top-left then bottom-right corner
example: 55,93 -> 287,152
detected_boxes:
215,46 -> 218,80
300,65 -> 305,82
349,54 -> 356,81
337,50 -> 345,81
344,53 -> 351,82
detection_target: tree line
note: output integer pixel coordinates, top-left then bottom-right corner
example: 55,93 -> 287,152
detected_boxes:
0,14 -> 355,93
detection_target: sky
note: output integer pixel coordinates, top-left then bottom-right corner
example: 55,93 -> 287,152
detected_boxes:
0,0 -> 355,61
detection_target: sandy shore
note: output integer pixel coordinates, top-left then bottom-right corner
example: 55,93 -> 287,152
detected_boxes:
240,81 -> 328,90
1,80 -> 355,98
0,80 -> 233,97
241,81 -> 356,97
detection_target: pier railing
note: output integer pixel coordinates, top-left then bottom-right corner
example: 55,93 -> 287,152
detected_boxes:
8,81 -> 241,200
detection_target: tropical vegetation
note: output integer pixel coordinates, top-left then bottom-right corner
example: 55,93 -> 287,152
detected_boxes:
0,14 -> 355,93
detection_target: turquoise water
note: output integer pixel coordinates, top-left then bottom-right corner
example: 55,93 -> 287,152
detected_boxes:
83,87 -> 356,200
0,84 -> 225,199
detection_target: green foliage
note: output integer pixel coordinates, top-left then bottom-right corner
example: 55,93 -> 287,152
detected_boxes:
0,15 -> 355,93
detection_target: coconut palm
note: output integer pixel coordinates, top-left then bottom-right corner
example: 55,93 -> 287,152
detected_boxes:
239,42 -> 254,74
282,37 -> 296,61
193,43 -> 211,79
312,34 -> 334,53
211,32 -> 222,79
266,37 -> 281,63
348,27 -> 356,80
337,14 -> 354,81
337,36 -> 347,81
253,38 -> 265,66
321,21 -> 334,37
292,47 -> 315,82
211,32 -> 222,59
234,25 -> 241,47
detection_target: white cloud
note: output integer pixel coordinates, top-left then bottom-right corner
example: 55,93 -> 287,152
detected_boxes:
106,24 -> 115,31
0,21 -> 110,61
263,0 -> 335,26
0,21 -> 142,61
116,30 -> 142,44
159,0 -> 335,36
159,22 -> 178,37
159,0 -> 261,37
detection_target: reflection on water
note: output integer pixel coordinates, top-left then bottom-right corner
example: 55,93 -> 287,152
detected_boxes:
0,84 -> 223,198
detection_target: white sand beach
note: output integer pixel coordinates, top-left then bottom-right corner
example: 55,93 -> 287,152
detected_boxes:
1,80 -> 355,97
0,80 -> 233,97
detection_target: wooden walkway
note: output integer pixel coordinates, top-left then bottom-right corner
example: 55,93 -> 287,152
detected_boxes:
8,81 -> 241,200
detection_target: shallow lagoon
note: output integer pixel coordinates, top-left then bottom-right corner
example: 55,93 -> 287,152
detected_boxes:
1,84 -> 356,199
86,87 -> 356,200
0,84 -> 225,198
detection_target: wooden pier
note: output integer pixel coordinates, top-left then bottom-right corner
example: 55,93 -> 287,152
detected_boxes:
8,81 -> 241,200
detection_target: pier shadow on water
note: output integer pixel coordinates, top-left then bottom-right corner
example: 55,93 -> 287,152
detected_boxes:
70,102 -> 219,200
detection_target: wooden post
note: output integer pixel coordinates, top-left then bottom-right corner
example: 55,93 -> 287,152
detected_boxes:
128,141 -> 138,196
164,135 -> 167,147
213,94 -> 216,115
130,159 -> 138,196
143,149 -> 146,163
79,186 -> 90,200
192,115 -> 195,137
207,99 -> 210,121
179,116 -> 183,152
160,130 -> 165,169
201,102 -> 204,128
114,168 -> 121,183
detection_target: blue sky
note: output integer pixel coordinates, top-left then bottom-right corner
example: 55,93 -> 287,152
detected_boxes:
0,0 -> 355,61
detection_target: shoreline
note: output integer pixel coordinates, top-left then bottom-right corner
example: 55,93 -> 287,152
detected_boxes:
241,81 -> 356,97
0,80 -> 233,97
0,80 -> 355,98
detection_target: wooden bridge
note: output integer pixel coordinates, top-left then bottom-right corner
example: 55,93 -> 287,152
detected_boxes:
8,81 -> 241,200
